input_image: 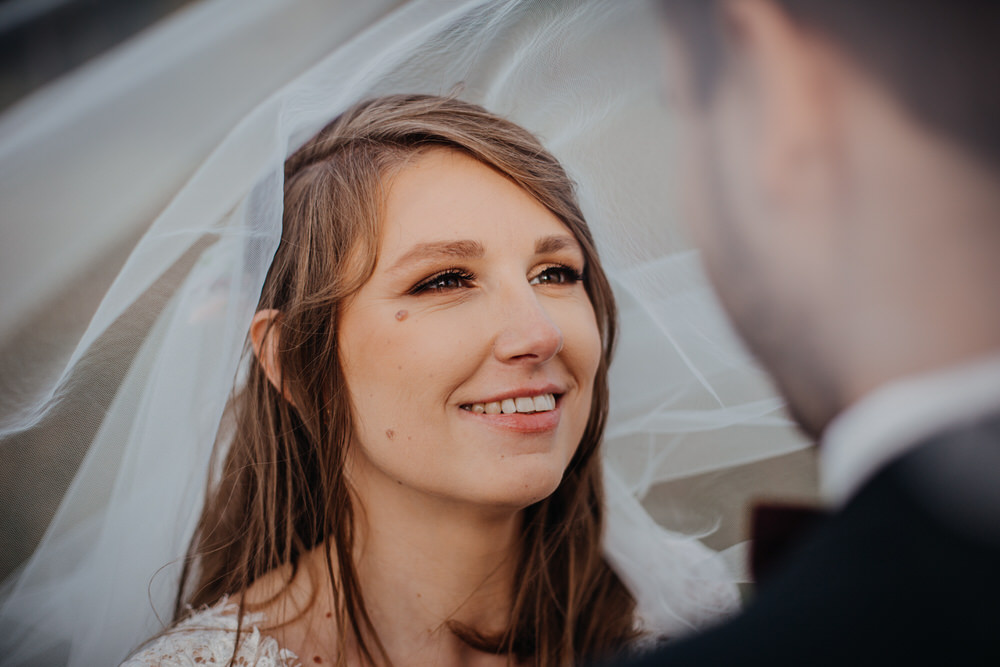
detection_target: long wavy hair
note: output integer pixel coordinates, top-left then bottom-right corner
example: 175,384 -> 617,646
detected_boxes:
175,94 -> 635,665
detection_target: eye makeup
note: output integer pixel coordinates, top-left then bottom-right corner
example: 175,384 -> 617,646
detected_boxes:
408,268 -> 476,295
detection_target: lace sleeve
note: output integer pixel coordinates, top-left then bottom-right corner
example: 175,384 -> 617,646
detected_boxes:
121,603 -> 300,667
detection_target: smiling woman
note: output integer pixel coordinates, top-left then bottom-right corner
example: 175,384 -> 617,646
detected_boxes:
0,3 -> 807,666
123,95 -> 634,667
337,150 -> 601,511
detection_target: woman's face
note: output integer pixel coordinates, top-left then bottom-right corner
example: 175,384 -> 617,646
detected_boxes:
338,148 -> 602,511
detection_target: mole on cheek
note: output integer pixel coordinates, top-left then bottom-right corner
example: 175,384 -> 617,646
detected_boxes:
385,429 -> 395,440
395,309 -> 408,321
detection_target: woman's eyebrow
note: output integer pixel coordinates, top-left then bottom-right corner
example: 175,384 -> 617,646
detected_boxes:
388,235 -> 580,273
389,239 -> 485,272
535,234 -> 581,255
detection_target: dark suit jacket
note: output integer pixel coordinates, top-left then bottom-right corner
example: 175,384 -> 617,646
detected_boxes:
615,412 -> 1000,666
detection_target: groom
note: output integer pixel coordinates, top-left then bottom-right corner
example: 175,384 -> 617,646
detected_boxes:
619,1 -> 1000,665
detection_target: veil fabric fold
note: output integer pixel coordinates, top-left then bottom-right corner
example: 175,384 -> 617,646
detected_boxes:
0,1 -> 806,664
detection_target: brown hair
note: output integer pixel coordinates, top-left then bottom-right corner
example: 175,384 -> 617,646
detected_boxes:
175,94 -> 636,665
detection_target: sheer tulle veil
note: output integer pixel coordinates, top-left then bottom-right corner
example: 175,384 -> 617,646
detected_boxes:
0,1 -> 807,665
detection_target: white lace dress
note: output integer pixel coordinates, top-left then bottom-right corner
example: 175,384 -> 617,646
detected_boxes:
121,603 -> 300,667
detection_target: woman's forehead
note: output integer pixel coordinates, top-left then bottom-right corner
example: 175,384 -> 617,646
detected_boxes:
379,148 -> 577,258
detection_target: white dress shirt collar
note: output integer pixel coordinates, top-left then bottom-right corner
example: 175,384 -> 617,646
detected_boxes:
820,353 -> 1000,508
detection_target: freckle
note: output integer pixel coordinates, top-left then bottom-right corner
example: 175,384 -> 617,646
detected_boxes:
325,612 -> 332,618
416,593 -> 421,598
395,309 -> 408,321
385,429 -> 395,440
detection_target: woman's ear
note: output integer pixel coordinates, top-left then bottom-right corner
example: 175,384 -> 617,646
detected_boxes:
249,309 -> 287,397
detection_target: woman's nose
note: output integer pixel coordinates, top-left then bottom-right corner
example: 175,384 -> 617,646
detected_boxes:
492,287 -> 564,365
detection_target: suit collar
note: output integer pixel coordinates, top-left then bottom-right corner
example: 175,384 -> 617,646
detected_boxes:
820,352 -> 1000,508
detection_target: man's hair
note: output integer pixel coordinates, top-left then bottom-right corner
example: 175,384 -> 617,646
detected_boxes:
661,1 -> 1000,170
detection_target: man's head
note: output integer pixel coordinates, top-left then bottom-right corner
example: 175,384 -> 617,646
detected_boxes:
659,0 -> 1000,437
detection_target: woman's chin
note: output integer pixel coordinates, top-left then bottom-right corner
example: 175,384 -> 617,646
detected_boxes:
469,461 -> 567,510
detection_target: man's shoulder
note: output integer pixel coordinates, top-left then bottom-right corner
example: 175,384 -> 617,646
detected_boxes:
889,409 -> 1000,549
615,416 -> 1000,667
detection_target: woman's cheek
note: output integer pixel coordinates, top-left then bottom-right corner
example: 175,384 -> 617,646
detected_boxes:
567,299 -> 603,372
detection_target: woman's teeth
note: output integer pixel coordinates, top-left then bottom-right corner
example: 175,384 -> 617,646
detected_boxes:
463,393 -> 557,415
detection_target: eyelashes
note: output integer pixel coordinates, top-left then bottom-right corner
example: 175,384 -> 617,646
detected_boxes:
529,265 -> 584,286
408,268 -> 476,294
408,265 -> 584,295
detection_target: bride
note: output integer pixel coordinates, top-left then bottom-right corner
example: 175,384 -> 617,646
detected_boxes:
0,2 -> 808,666
126,94 -> 644,666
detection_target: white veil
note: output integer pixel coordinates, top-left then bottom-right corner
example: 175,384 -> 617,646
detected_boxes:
0,1 -> 808,665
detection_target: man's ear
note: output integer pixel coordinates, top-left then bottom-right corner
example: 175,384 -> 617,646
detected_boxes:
721,0 -> 839,213
249,309 -> 288,398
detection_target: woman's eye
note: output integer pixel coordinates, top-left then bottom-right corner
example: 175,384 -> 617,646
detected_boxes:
529,265 -> 583,286
410,270 -> 474,294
